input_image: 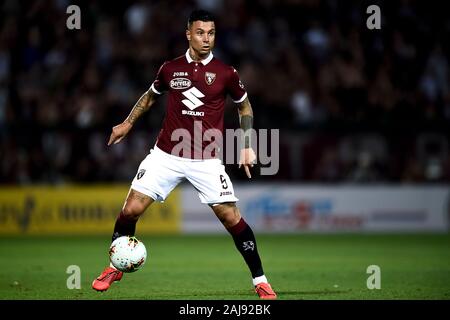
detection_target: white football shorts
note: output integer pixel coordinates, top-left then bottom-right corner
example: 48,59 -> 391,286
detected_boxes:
131,146 -> 239,204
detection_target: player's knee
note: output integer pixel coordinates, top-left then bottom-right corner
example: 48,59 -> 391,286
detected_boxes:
122,203 -> 145,221
213,202 -> 241,228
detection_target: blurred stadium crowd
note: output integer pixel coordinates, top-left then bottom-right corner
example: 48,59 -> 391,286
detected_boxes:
0,0 -> 449,184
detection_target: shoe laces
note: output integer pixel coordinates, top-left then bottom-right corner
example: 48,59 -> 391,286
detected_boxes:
98,269 -> 119,282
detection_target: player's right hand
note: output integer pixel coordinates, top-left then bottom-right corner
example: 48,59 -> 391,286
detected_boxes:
239,147 -> 257,179
108,121 -> 133,146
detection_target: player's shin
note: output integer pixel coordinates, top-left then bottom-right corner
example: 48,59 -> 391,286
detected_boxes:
226,218 -> 265,280
111,210 -> 138,243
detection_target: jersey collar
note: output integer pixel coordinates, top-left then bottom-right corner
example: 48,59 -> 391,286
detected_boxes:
185,49 -> 213,65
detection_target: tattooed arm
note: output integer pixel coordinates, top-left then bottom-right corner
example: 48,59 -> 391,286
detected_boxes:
238,97 -> 253,148
107,88 -> 159,146
237,97 -> 257,178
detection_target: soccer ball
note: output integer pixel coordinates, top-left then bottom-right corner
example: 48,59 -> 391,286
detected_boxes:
109,236 -> 147,273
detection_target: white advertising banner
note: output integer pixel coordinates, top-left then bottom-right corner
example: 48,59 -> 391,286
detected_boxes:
181,184 -> 449,233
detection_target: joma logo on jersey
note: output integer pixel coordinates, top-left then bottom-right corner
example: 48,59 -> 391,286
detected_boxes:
182,87 -> 205,110
170,78 -> 191,89
173,71 -> 188,77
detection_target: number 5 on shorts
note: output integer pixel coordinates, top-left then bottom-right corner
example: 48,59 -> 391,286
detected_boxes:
220,174 -> 228,189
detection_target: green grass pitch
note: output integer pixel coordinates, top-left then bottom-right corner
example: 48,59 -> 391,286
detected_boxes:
0,234 -> 449,300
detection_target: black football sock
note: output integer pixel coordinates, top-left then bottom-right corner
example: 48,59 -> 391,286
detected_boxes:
227,218 -> 264,278
111,211 -> 137,243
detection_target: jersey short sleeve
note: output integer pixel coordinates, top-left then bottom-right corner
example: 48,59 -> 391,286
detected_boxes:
150,62 -> 168,95
226,67 -> 247,103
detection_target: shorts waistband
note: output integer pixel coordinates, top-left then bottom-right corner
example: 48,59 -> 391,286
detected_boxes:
153,146 -> 220,162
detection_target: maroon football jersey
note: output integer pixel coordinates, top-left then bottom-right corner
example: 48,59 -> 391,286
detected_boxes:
150,50 -> 247,159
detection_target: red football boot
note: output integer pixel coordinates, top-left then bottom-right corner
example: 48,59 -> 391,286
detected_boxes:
92,267 -> 123,292
255,282 -> 277,300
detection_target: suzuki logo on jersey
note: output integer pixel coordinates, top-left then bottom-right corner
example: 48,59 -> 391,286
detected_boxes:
170,78 -> 191,89
181,87 -> 205,110
182,110 -> 204,116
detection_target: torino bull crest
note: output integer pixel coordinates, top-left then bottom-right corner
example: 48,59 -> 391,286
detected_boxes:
205,72 -> 216,85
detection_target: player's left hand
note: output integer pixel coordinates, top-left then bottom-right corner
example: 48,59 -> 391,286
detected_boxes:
239,148 -> 257,179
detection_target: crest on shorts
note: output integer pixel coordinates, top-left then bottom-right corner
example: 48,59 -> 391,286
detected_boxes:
205,72 -> 216,85
137,169 -> 146,180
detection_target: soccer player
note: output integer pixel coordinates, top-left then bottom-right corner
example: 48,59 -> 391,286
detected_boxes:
92,9 -> 277,300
